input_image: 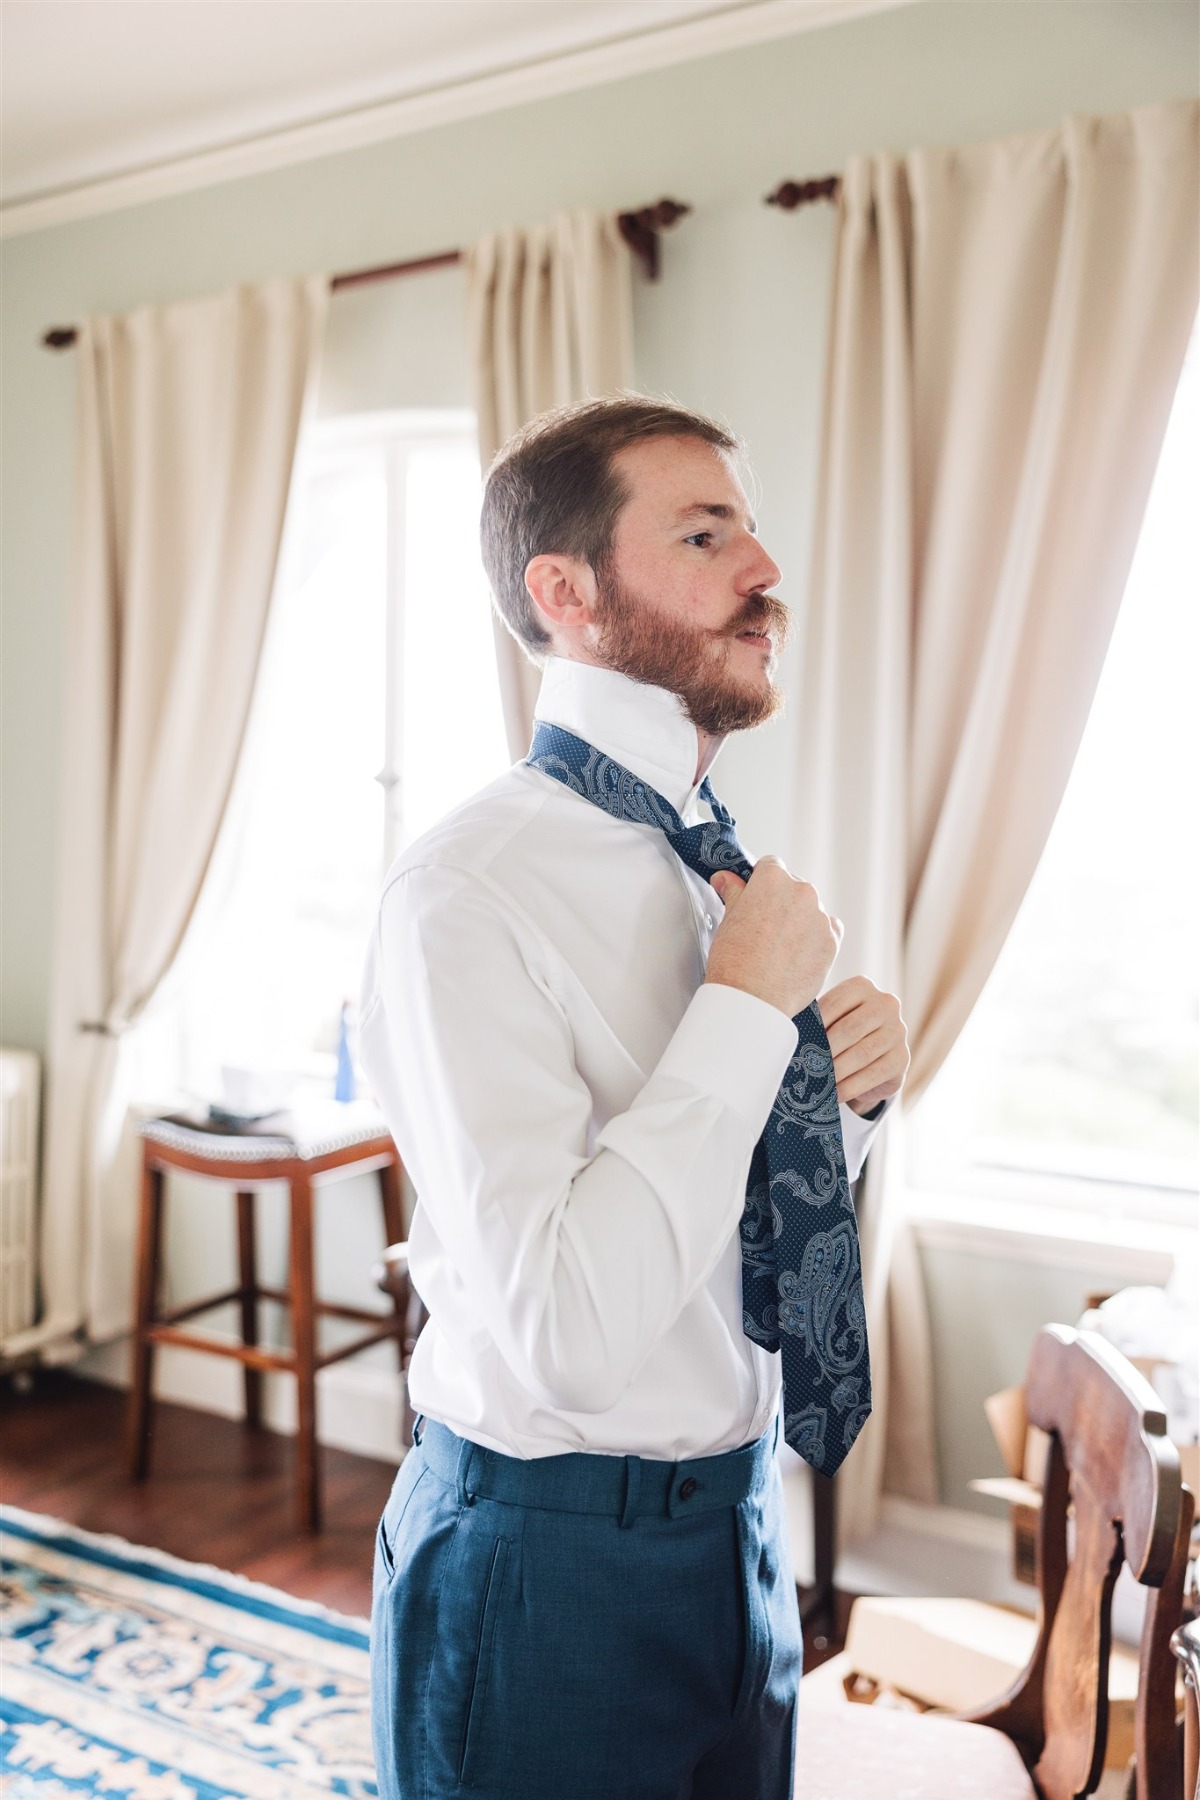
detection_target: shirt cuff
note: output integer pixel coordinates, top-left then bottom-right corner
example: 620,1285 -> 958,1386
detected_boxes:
839,1095 -> 891,1182
655,982 -> 799,1140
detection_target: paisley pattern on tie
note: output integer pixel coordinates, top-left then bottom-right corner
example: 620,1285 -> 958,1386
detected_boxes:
527,722 -> 871,1477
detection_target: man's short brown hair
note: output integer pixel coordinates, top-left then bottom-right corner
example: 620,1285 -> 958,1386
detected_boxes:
480,395 -> 739,662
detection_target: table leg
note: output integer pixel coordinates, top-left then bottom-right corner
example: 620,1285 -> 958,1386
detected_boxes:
288,1174 -> 319,1532
128,1157 -> 165,1481
235,1190 -> 261,1428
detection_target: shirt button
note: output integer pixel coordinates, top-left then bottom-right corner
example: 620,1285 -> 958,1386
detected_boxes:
703,914 -> 714,930
678,1477 -> 699,1501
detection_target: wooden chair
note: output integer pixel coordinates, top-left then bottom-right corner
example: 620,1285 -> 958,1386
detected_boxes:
373,1239 -> 429,1446
1173,1619 -> 1200,1800
798,1324 -> 1193,1800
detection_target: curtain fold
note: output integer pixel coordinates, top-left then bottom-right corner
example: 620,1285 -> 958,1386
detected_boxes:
798,98 -> 1199,1540
14,276 -> 328,1357
467,212 -> 635,757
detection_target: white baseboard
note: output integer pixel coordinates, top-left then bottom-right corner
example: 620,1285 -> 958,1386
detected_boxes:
78,1330 -> 406,1466
830,1491 -> 1144,1647
843,1496 -> 1031,1613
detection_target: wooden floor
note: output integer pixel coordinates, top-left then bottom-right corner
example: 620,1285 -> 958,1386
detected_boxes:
0,1369 -> 395,1616
1,1370 -> 850,1661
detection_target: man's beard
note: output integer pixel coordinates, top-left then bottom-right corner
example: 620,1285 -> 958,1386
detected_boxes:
591,573 -> 792,736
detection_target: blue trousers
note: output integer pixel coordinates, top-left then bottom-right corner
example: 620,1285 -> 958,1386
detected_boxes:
371,1418 -> 802,1800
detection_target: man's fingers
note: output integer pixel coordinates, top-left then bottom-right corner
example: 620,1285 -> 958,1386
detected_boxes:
824,998 -> 895,1056
832,1025 -> 896,1085
818,976 -> 876,1030
839,1058 -> 901,1106
836,1040 -> 910,1105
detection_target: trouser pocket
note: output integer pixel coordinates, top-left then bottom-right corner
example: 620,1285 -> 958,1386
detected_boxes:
457,1534 -> 510,1787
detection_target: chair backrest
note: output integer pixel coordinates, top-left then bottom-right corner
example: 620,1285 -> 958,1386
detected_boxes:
969,1323 -> 1190,1800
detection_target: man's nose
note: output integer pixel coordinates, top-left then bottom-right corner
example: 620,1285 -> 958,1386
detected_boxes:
741,539 -> 782,593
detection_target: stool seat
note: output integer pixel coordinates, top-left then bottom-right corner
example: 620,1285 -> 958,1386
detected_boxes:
142,1100 -> 392,1164
128,1102 -> 407,1532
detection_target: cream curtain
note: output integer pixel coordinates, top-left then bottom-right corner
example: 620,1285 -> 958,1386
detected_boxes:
17,277 -> 328,1357
467,211 -> 635,756
798,99 -> 1199,1539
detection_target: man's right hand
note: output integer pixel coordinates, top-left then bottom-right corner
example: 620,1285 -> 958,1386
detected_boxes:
706,857 -> 842,1020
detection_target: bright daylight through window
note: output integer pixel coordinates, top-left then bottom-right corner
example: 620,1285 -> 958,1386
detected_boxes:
910,329 -> 1199,1225
165,412 -> 509,1100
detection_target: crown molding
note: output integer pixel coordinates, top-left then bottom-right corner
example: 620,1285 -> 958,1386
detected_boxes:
1,0 -> 909,239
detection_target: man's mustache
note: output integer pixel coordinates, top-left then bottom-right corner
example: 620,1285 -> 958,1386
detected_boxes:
728,593 -> 792,645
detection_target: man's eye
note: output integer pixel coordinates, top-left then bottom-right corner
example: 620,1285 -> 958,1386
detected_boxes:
684,532 -> 713,548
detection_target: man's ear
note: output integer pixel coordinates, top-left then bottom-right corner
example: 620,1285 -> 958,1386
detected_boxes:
525,554 -> 598,640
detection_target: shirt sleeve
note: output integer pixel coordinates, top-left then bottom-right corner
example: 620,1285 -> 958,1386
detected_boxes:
358,862 -> 798,1417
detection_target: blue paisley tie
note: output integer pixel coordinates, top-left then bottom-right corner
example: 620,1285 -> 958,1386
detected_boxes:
527,722 -> 871,1477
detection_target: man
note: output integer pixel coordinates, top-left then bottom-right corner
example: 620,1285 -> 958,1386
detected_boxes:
359,396 -> 909,1800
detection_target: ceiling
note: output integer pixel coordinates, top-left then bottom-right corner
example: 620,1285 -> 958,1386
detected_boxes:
1,0 -> 908,224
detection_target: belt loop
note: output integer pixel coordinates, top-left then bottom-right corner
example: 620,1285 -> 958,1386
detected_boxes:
619,1455 -> 642,1529
412,1413 -> 425,1448
454,1437 -> 476,1508
771,1409 -> 781,1455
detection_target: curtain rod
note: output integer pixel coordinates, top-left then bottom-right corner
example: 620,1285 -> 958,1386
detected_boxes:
766,176 -> 840,209
39,197 -> 691,351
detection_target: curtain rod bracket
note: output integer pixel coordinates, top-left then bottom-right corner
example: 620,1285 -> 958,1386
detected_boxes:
766,176 -> 841,211
617,198 -> 692,282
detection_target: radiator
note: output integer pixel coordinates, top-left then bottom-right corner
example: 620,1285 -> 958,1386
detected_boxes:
0,1047 -> 41,1342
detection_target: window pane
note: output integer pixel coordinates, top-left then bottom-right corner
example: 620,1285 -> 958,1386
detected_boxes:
400,441 -> 509,845
911,330 -> 1199,1204
172,445 -> 389,1085
168,416 -> 509,1098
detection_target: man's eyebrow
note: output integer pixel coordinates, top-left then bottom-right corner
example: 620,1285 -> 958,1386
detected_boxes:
674,502 -> 758,534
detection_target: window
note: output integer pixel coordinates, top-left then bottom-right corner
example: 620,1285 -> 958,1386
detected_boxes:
163,411 -> 509,1099
909,333 -> 1199,1228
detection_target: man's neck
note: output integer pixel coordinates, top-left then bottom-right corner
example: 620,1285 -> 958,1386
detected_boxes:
694,729 -> 722,785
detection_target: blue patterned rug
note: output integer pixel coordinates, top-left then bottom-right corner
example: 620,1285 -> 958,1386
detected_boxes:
0,1503 -> 374,1800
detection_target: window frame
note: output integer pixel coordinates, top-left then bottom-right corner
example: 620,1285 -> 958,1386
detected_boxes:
902,330 -> 1199,1246
299,407 -> 480,871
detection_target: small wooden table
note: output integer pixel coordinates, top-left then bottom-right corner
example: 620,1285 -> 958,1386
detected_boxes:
130,1102 -> 405,1531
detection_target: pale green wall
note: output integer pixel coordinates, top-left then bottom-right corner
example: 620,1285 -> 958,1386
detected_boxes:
4,0 -> 1196,1052
921,1245 -> 1102,1513
2,1 -> 1195,1491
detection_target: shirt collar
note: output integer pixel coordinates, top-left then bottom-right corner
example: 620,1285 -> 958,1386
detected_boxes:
532,657 -> 721,814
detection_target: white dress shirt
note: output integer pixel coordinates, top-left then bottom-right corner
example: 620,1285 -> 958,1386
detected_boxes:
358,657 -> 880,1462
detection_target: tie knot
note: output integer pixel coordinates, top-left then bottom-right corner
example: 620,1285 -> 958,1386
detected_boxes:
666,817 -> 753,886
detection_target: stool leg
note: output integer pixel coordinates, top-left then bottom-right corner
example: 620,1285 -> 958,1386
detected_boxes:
288,1174 -> 319,1533
128,1157 -> 165,1481
235,1190 -> 262,1429
378,1157 -> 407,1376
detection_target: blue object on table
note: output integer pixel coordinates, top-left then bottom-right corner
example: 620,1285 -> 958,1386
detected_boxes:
335,1001 -> 356,1103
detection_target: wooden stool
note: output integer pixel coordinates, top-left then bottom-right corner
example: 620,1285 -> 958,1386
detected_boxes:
129,1103 -> 406,1531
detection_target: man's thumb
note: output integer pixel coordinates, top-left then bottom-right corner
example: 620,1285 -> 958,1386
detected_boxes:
710,870 -> 747,909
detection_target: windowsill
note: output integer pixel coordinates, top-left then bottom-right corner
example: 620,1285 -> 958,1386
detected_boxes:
906,1185 -> 1196,1277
